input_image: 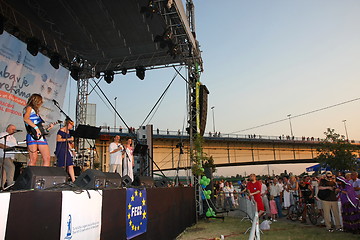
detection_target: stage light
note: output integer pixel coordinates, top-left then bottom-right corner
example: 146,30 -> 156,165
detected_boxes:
70,66 -> 80,81
50,52 -> 60,69
136,67 -> 146,80
95,71 -> 101,79
121,68 -> 127,75
26,37 -> 40,56
0,14 -> 6,35
104,70 -> 114,84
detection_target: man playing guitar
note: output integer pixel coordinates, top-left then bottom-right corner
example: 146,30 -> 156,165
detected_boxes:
23,94 -> 54,166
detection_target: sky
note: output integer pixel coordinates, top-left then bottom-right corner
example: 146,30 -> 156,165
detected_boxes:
63,1 -> 360,176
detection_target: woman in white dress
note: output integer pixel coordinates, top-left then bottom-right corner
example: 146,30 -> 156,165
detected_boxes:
123,138 -> 134,182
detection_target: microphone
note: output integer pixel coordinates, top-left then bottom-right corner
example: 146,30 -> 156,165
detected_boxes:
15,130 -> 23,132
52,99 -> 59,105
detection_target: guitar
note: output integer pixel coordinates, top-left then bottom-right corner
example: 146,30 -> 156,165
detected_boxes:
26,120 -> 63,140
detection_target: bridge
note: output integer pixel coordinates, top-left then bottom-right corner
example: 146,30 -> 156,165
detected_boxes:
94,128 -> 360,172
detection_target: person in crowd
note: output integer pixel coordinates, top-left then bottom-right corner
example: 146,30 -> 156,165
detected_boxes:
345,172 -> 352,181
318,171 -> 342,232
260,179 -> 271,219
289,175 -> 299,205
23,93 -> 54,166
109,135 -> 123,174
299,176 -> 314,223
223,181 -> 233,211
0,124 -> 18,189
269,178 -> 283,218
336,176 -> 360,234
219,179 -> 225,208
229,182 -> 235,208
123,138 -> 134,182
55,119 -> 75,182
350,172 -> 360,198
247,174 -> 265,216
269,195 -> 278,222
214,180 -> 221,208
283,176 -> 291,209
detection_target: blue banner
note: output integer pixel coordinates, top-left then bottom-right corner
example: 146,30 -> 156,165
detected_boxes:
126,188 -> 147,239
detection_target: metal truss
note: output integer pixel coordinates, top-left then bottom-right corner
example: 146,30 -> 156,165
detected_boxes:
75,77 -> 89,150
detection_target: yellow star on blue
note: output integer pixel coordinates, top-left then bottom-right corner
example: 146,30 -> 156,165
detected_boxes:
135,190 -> 138,196
142,210 -> 147,219
128,203 -> 132,210
127,213 -> 131,219
129,220 -> 132,226
139,191 -> 143,197
131,195 -> 135,201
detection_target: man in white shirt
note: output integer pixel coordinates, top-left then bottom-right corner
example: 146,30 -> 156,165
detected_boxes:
0,124 -> 18,189
350,172 -> 360,198
269,178 -> 283,217
108,135 -> 123,175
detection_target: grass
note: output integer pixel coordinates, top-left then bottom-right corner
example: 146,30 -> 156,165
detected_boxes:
176,212 -> 359,240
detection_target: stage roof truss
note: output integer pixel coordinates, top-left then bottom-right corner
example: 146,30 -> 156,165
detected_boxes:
0,0 -> 202,77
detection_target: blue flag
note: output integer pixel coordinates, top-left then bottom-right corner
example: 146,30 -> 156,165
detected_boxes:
126,188 -> 147,239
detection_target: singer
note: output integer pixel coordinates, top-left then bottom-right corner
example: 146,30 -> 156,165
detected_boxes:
23,94 -> 53,166
109,135 -> 123,175
0,124 -> 18,189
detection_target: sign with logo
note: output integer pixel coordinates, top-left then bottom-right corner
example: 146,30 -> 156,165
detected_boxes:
0,193 -> 10,239
126,188 -> 147,239
0,31 -> 69,152
60,190 -> 102,240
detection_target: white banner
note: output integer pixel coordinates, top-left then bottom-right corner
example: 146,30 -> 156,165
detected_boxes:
60,190 -> 102,240
0,192 -> 11,240
0,31 -> 69,153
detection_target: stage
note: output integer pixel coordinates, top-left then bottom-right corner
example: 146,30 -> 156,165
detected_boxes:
2,187 -> 195,240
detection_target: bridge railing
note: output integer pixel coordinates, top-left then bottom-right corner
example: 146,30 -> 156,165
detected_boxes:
99,127 -> 360,143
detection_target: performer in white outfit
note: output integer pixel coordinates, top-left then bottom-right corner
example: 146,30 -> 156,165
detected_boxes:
123,138 -> 134,182
109,135 -> 123,175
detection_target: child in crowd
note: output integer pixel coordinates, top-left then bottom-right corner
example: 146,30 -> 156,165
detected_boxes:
269,195 -> 278,222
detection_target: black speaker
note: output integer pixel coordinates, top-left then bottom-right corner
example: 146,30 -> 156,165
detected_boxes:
199,84 -> 209,137
103,172 -> 122,188
12,166 -> 68,190
154,179 -> 168,188
74,169 -> 106,189
133,176 -> 154,188
122,175 -> 133,187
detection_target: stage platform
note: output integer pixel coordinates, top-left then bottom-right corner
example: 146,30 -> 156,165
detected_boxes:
1,187 -> 195,240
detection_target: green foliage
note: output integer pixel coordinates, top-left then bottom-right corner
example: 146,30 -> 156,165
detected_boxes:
315,128 -> 359,172
191,134 -> 216,176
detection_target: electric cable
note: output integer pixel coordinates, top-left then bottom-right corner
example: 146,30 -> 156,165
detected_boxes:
140,67 -> 182,126
230,97 -> 360,134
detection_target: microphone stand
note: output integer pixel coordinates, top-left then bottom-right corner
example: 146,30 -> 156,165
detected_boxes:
0,131 -> 19,190
53,100 -> 73,179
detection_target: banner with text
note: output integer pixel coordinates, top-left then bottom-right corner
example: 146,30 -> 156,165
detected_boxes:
0,31 -> 69,153
0,192 -> 10,240
60,190 -> 102,240
126,188 -> 147,239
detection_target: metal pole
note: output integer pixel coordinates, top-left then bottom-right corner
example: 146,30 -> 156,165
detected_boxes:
342,120 -> 349,140
211,106 -> 215,133
114,97 -> 117,129
287,114 -> 293,138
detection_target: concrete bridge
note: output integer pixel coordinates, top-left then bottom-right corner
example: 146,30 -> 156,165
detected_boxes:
95,128 -> 360,172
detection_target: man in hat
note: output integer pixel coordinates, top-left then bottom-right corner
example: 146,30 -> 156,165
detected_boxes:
318,171 -> 342,232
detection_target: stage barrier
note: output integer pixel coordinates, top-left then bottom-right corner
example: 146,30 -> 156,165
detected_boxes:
1,187 -> 195,240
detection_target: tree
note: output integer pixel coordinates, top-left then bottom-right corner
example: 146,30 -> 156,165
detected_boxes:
315,128 -> 359,172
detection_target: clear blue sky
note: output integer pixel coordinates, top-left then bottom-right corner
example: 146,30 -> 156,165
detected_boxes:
64,0 -> 360,141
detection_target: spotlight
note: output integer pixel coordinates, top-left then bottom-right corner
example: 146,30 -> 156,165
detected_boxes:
95,71 -> 101,79
0,14 -> 6,35
104,71 -> 114,84
50,52 -> 60,69
70,66 -> 80,81
26,37 -> 40,56
136,67 -> 146,80
121,68 -> 127,75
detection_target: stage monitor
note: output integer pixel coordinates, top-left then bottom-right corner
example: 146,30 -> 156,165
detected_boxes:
12,166 -> 68,190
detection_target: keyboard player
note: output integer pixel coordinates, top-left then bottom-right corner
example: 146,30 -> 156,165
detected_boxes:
0,124 -> 18,189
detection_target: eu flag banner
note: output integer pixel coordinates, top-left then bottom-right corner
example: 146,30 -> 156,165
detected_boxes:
126,188 -> 147,239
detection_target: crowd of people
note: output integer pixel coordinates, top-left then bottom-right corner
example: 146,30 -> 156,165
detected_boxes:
214,171 -> 360,234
